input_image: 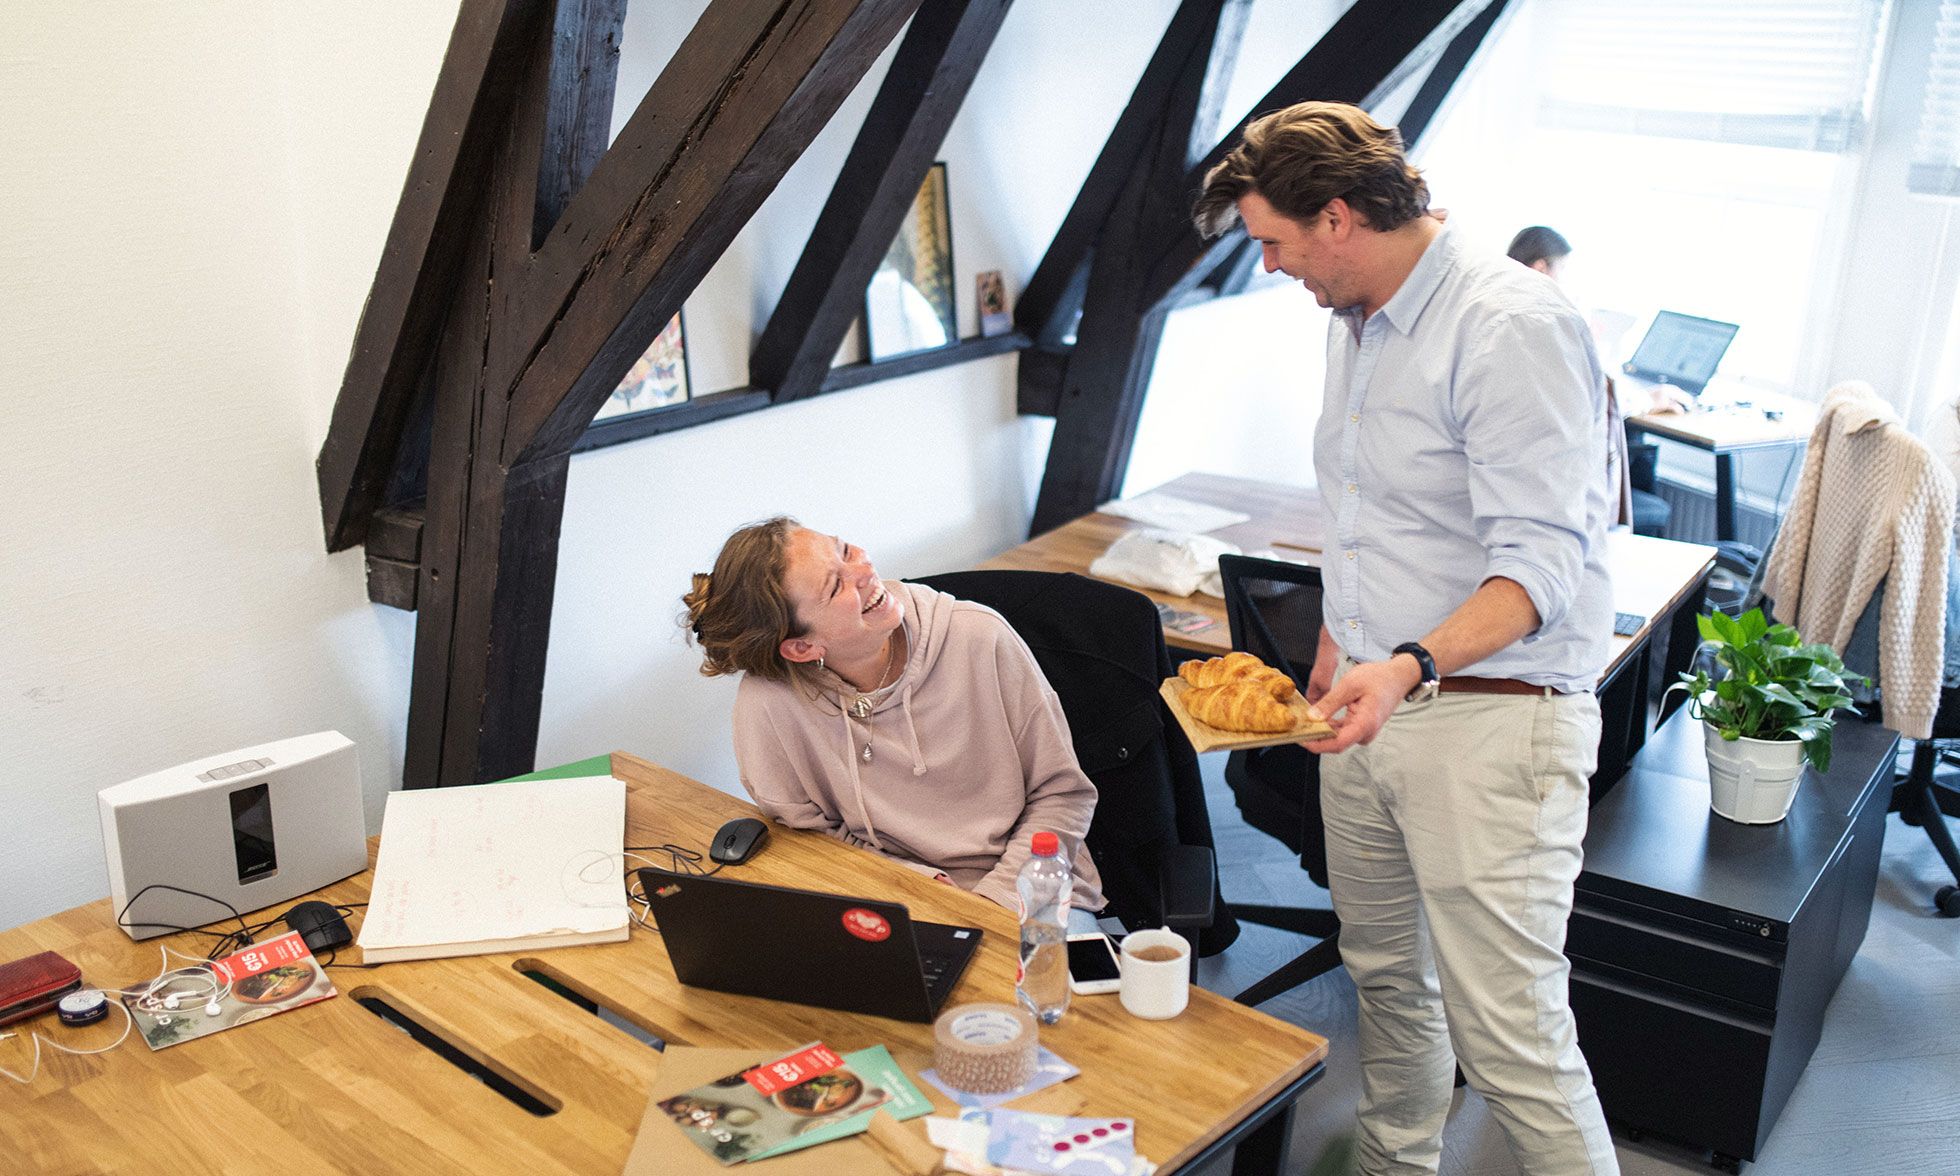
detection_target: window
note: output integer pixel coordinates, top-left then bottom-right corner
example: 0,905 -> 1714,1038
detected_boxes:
1413,0 -> 1890,396
1910,1 -> 1960,197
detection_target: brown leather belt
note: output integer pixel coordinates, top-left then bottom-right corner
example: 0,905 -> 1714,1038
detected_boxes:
1441,676 -> 1570,696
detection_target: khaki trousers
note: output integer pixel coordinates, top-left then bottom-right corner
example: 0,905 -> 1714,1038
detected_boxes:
1320,665 -> 1618,1176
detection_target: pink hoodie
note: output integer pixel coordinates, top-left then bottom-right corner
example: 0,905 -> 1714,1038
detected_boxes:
732,581 -> 1106,912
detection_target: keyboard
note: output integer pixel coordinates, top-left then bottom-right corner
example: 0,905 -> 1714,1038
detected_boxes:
1613,612 -> 1647,637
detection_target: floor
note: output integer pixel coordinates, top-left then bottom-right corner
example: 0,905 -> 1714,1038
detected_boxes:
1185,747 -> 1960,1176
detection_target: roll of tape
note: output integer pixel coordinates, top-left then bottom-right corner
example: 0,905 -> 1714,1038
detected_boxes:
57,989 -> 109,1027
932,1002 -> 1038,1094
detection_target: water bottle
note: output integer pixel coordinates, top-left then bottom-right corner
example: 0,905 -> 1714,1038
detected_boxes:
1015,831 -> 1072,1024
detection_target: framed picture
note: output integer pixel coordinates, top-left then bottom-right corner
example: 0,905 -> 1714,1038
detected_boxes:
594,312 -> 690,421
976,269 -> 1011,337
864,162 -> 956,362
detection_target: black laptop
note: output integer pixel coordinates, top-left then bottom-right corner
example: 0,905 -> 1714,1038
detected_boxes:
1622,310 -> 1740,396
637,868 -> 983,1023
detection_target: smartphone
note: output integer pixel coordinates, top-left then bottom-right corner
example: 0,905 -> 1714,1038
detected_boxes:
1066,932 -> 1122,995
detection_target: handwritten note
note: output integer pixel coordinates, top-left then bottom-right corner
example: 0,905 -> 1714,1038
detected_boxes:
357,774 -> 629,962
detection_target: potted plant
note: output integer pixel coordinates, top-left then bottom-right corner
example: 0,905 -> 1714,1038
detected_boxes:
1667,608 -> 1862,824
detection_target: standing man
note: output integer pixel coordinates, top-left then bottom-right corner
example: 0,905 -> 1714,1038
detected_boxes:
1194,103 -> 1618,1175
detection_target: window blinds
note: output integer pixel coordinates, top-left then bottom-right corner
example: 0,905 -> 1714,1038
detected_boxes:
1532,0 -> 1888,153
1910,1 -> 1960,196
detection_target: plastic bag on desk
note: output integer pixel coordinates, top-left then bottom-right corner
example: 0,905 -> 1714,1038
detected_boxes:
1088,529 -> 1240,598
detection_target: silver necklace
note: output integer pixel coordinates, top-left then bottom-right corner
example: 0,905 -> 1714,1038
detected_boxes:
846,637 -> 898,720
848,637 -> 900,763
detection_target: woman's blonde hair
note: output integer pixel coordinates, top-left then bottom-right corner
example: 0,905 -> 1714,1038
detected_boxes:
681,517 -> 808,682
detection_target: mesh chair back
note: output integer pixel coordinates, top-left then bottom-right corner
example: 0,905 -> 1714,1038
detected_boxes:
1217,554 -> 1328,886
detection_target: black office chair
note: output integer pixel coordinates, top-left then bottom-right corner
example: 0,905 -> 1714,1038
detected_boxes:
1893,688 -> 1960,917
1627,438 -> 1673,538
1827,565 -> 1960,919
1214,554 -> 1342,1007
907,570 -> 1239,955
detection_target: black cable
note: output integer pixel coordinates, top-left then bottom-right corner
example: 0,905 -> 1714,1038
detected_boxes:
626,843 -> 722,877
114,884 -> 253,948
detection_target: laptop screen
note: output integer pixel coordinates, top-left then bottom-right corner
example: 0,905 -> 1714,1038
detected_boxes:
1622,311 -> 1740,394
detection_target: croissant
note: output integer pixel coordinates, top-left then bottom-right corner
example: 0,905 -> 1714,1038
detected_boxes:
1177,652 -> 1297,701
1182,681 -> 1296,733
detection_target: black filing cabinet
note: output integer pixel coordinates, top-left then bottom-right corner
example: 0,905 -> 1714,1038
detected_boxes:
1567,710 -> 1897,1168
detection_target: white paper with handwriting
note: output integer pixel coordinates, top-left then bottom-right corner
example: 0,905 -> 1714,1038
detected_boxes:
357,774 -> 629,963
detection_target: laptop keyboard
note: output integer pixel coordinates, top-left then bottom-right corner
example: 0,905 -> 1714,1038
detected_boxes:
919,949 -> 957,990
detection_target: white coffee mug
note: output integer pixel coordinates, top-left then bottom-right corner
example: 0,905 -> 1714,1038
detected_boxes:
1118,928 -> 1190,1019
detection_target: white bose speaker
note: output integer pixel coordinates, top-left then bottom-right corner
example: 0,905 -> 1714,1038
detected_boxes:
98,731 -> 369,940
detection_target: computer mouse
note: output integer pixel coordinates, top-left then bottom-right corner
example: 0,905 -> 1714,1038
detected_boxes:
284,900 -> 354,953
710,818 -> 770,865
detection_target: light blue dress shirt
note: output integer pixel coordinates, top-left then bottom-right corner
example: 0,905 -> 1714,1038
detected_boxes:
1313,224 -> 1613,693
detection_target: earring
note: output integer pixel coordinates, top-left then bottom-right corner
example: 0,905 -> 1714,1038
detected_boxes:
817,655 -> 825,672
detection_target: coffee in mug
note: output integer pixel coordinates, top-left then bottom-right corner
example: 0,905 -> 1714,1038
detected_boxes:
1118,928 -> 1190,1019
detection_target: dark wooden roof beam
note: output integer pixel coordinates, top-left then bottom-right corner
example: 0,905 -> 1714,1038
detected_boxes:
750,0 -> 1016,405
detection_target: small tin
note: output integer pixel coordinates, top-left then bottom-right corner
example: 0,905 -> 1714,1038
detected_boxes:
57,989 -> 109,1027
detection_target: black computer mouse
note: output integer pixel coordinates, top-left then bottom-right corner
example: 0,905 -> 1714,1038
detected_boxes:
710,818 -> 770,865
284,900 -> 354,953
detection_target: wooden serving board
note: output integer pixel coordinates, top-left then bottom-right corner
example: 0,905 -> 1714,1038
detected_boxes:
1159,677 -> 1334,752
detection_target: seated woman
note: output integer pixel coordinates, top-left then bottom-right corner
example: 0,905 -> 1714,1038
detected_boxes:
683,517 -> 1106,917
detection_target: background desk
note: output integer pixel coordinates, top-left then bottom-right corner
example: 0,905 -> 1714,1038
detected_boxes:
1625,390 -> 1814,542
0,753 -> 1327,1175
982,473 -> 1715,794
983,473 -> 1712,681
1568,710 -> 1899,1168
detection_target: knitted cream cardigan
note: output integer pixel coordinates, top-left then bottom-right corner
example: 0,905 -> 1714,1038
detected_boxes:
1761,381 -> 1956,739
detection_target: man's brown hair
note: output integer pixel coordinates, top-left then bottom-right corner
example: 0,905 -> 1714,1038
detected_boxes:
1193,101 -> 1429,237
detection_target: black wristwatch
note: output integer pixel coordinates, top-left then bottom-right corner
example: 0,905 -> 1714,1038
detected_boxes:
1392,642 -> 1440,703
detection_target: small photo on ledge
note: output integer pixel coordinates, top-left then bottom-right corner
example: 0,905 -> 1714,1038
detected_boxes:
977,269 -> 1012,338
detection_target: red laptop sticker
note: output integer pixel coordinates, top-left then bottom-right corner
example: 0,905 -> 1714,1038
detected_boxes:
743,1043 -> 843,1095
840,907 -> 891,942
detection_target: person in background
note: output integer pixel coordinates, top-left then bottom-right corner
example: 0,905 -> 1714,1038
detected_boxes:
1194,103 -> 1619,1175
682,517 -> 1105,921
1506,224 -> 1571,280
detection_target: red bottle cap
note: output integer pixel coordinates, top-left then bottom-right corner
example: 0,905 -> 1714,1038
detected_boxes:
1031,831 -> 1060,856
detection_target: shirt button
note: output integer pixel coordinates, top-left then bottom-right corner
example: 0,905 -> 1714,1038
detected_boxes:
1346,551 -> 1355,560
1350,413 -> 1359,422
1347,484 -> 1357,493
1348,620 -> 1358,629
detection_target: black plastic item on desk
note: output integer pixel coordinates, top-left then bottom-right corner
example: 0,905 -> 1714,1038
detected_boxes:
284,900 -> 354,953
709,817 -> 770,865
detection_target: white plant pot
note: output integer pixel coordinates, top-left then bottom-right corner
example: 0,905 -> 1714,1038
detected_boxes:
1703,724 -> 1807,824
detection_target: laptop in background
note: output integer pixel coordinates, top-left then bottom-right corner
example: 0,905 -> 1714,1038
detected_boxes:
1622,311 -> 1740,397
637,868 -> 983,1023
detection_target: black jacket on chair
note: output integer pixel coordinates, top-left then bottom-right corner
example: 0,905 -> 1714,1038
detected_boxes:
908,570 -> 1240,955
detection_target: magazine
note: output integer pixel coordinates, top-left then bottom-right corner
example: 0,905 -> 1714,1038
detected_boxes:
748,1045 -> 930,1160
653,1041 -> 898,1165
122,930 -> 335,1051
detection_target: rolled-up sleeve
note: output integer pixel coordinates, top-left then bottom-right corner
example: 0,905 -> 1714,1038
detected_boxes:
1459,308 -> 1602,637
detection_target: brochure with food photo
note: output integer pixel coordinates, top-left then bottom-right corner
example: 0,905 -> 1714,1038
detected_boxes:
123,930 -> 336,1051
654,1041 -> 900,1165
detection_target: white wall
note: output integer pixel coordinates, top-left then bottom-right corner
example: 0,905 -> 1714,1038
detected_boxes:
1,5 -> 447,931
3,1 -> 1333,932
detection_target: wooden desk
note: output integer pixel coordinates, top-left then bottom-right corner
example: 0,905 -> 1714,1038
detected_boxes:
978,472 -> 1325,658
1625,389 -> 1814,541
982,472 -> 1716,683
0,753 -> 1326,1175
